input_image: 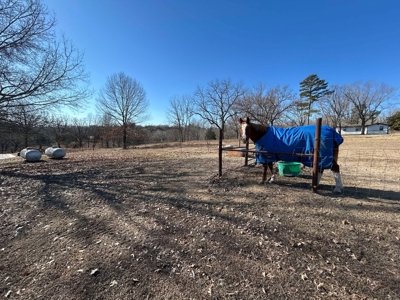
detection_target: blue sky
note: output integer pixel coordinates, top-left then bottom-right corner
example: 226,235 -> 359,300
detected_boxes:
42,0 -> 400,125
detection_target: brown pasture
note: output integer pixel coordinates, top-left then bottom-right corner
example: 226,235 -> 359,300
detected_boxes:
0,134 -> 399,299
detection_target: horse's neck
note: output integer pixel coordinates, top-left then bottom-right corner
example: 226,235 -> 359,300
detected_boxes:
249,124 -> 269,142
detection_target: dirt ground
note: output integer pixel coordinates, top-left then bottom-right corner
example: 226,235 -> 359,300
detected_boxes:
0,135 -> 399,299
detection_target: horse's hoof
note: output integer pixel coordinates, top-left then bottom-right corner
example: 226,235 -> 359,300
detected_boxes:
333,188 -> 343,194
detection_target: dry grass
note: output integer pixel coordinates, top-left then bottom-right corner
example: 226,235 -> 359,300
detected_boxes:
0,134 -> 399,299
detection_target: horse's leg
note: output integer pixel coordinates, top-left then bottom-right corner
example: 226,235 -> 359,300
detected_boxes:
331,146 -> 344,193
261,163 -> 275,184
261,164 -> 267,184
310,168 -> 323,189
331,162 -> 344,193
318,168 -> 324,186
267,163 -> 275,183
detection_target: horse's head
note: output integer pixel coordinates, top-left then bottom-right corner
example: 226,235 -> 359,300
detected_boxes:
239,117 -> 268,143
239,117 -> 250,143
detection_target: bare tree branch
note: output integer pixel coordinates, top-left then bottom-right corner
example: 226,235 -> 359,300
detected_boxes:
166,94 -> 194,142
236,83 -> 296,126
319,85 -> 351,130
96,72 -> 149,148
343,81 -> 397,134
0,0 -> 91,118
193,78 -> 246,131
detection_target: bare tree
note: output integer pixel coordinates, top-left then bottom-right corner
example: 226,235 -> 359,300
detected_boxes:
319,85 -> 351,130
343,81 -> 397,134
236,83 -> 296,126
96,113 -> 111,148
0,0 -> 91,119
286,103 -> 308,126
166,94 -> 194,142
48,114 -> 70,147
70,117 -> 91,148
193,78 -> 246,135
7,105 -> 48,147
187,119 -> 204,141
225,114 -> 241,140
193,78 -> 246,176
0,117 -> 21,152
96,72 -> 149,149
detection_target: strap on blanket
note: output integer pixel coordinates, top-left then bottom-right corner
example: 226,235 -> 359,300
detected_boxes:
259,145 -> 280,162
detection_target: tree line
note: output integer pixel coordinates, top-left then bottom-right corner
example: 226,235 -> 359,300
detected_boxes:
169,77 -> 398,140
1,0 -> 400,153
0,111 -> 216,153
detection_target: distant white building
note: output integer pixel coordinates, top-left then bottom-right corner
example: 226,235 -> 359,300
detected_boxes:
336,123 -> 390,135
366,123 -> 390,134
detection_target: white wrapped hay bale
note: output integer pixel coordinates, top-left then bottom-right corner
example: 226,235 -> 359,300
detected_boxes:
20,148 -> 42,162
45,146 -> 66,159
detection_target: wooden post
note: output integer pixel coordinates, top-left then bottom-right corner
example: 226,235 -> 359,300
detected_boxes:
218,129 -> 223,177
244,139 -> 249,166
312,118 -> 322,192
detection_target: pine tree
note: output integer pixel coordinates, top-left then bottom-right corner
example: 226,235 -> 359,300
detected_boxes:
387,111 -> 400,131
205,127 -> 217,140
299,74 -> 333,125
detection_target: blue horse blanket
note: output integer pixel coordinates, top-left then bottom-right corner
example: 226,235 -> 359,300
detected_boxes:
255,125 -> 343,169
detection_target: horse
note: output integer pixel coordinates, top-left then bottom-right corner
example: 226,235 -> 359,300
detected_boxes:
239,117 -> 344,193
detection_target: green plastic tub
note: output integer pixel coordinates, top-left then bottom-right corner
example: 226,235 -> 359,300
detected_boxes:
277,161 -> 301,177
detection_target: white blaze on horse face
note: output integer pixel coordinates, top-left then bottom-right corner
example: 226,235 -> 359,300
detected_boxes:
241,123 -> 248,141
